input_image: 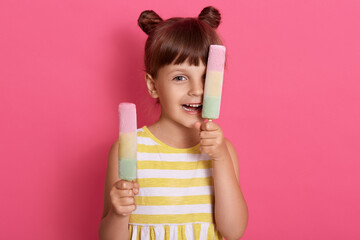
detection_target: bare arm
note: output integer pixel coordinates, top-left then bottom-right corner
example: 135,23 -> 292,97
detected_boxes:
196,121 -> 248,240
213,139 -> 248,239
98,210 -> 130,240
98,140 -> 139,240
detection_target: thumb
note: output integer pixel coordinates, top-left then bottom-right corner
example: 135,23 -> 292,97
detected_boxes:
194,121 -> 202,130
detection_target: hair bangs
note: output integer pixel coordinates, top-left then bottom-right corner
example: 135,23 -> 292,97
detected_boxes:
146,18 -> 223,78
169,19 -> 210,67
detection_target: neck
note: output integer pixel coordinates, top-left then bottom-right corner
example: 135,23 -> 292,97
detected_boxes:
147,115 -> 200,149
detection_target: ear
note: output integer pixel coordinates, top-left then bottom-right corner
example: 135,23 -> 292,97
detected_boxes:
145,73 -> 159,99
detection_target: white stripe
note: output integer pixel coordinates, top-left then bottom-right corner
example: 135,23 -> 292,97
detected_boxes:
141,226 -> 149,240
170,225 -> 177,240
132,204 -> 213,215
137,186 -> 214,197
137,168 -> 213,179
185,224 -> 194,240
137,152 -> 211,162
130,223 -> 216,239
131,225 -> 137,240
137,128 -> 145,132
137,136 -> 160,146
200,223 -> 210,240
154,225 -> 164,240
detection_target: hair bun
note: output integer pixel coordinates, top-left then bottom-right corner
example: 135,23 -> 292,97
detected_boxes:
138,10 -> 163,35
198,6 -> 221,29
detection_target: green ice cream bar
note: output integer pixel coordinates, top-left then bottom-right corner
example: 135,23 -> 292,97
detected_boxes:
202,96 -> 221,119
118,158 -> 137,181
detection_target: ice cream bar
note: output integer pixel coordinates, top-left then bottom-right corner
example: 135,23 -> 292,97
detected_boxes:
202,45 -> 226,120
118,103 -> 137,181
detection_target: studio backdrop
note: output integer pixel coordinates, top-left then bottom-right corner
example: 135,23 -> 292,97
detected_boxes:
1,0 -> 359,239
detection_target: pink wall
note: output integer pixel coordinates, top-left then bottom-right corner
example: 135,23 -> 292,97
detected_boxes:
1,0 -> 359,239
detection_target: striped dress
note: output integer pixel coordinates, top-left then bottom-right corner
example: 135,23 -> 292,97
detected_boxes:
128,126 -> 223,240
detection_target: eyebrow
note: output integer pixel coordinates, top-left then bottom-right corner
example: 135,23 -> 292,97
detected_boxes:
168,67 -> 207,76
168,68 -> 190,74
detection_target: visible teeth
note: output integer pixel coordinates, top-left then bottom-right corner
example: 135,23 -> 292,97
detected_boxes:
184,104 -> 202,107
182,104 -> 202,112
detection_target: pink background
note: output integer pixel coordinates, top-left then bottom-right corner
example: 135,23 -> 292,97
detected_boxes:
1,0 -> 359,239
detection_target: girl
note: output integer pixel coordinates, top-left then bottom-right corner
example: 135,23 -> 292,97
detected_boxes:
99,6 -> 248,240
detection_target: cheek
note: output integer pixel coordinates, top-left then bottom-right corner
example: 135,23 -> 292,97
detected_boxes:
162,87 -> 183,102
158,90 -> 176,107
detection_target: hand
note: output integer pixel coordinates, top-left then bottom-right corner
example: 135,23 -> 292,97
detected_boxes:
110,180 -> 139,216
194,120 -> 229,161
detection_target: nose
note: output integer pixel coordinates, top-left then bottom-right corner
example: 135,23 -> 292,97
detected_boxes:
188,79 -> 204,97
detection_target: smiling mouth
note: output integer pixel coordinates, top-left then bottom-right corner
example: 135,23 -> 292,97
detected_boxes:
182,103 -> 202,112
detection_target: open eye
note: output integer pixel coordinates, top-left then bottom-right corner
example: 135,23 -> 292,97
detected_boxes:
173,76 -> 186,81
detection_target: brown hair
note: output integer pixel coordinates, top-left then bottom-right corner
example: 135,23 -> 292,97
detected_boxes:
138,6 -> 224,79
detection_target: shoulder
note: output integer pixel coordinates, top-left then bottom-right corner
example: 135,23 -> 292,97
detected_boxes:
224,138 -> 236,154
106,140 -> 119,176
224,138 -> 238,161
109,139 -> 119,156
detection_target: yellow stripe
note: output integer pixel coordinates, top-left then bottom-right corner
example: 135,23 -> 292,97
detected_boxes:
135,195 -> 213,205
138,144 -> 201,154
130,213 -> 214,224
149,226 -> 155,240
139,127 -> 201,154
136,225 -> 141,240
207,223 -> 214,240
178,225 -> 186,239
138,160 -> 212,170
137,130 -> 148,138
137,177 -> 213,188
193,223 -> 201,240
164,225 -> 170,240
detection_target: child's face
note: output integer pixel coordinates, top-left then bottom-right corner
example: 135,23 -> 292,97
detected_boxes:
154,59 -> 206,128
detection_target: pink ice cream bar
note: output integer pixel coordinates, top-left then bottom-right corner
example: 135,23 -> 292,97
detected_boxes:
202,45 -> 226,120
118,103 -> 137,181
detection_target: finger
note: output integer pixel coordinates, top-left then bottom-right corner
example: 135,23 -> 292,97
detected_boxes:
200,145 -> 213,154
133,181 -> 140,189
194,121 -> 202,131
203,121 -> 219,131
133,182 -> 140,194
115,204 -> 137,215
113,189 -> 135,197
200,130 -> 218,139
125,204 -> 137,213
200,139 -> 215,146
117,197 -> 136,206
115,180 -> 134,190
200,121 -> 207,131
